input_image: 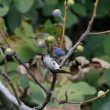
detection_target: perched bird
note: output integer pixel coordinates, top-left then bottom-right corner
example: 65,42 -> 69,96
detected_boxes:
42,54 -> 60,74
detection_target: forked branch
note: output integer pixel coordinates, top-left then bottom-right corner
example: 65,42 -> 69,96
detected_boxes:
60,0 -> 99,68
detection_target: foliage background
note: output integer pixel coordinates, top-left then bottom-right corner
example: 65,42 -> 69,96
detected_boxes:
0,0 -> 110,110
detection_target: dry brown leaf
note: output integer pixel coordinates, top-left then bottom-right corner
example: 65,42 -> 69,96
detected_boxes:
64,35 -> 72,51
92,58 -> 110,69
75,56 -> 90,67
69,56 -> 110,81
17,63 -> 29,75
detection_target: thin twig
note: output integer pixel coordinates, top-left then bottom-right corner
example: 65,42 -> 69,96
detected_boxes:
0,81 -> 34,110
0,30 -> 47,94
60,0 -> 99,68
58,92 -> 80,104
39,74 -> 57,110
59,100 -> 81,105
53,91 -> 82,105
0,70 -> 21,105
0,31 -> 10,47
89,30 -> 110,35
53,89 -> 109,105
60,0 -> 68,47
82,89 -> 109,104
13,53 -> 47,93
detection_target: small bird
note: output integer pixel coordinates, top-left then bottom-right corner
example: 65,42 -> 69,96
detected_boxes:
42,54 -> 60,74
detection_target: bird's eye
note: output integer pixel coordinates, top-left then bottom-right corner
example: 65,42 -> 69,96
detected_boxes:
50,59 -> 53,61
53,62 -> 55,65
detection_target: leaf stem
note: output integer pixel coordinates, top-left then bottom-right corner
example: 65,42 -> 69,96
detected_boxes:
60,0 -> 68,48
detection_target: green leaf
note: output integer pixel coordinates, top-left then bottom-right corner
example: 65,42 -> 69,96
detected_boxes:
42,0 -> 59,16
72,3 -> 87,16
10,72 -> 20,85
84,0 -> 93,17
14,0 -> 35,13
44,0 -> 58,5
66,10 -> 78,28
7,5 -> 21,32
15,21 -> 35,38
84,69 -> 100,87
15,44 -> 35,62
14,21 -> 36,61
24,5 -> 38,25
42,4 -> 56,16
15,28 -> 23,37
104,34 -> 110,55
101,70 -> 110,86
0,0 -> 10,16
20,75 -> 29,88
15,21 -> 35,50
22,22 -> 34,37
35,0 -> 44,8
56,82 -> 96,101
0,62 -> 18,73
43,21 -> 62,36
96,0 -> 110,17
29,81 -> 45,104
85,34 -> 105,57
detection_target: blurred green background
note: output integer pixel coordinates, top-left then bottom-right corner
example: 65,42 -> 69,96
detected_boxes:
0,0 -> 110,110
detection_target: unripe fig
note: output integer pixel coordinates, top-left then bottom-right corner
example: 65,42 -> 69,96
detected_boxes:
46,36 -> 55,42
67,0 -> 74,6
5,48 -> 14,56
76,44 -> 84,52
98,90 -> 105,97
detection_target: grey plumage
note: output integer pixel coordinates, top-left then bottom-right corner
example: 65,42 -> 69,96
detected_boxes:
42,54 -> 60,73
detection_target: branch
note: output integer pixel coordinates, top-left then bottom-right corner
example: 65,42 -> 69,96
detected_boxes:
60,0 -> 68,47
53,89 -> 109,105
0,81 -> 35,110
82,89 -> 109,104
0,70 -> 21,105
0,30 -> 10,47
13,53 -> 47,93
53,91 -> 81,105
0,22 -> 48,108
0,30 -> 47,94
38,74 -> 57,110
89,30 -> 110,35
60,0 -> 99,68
